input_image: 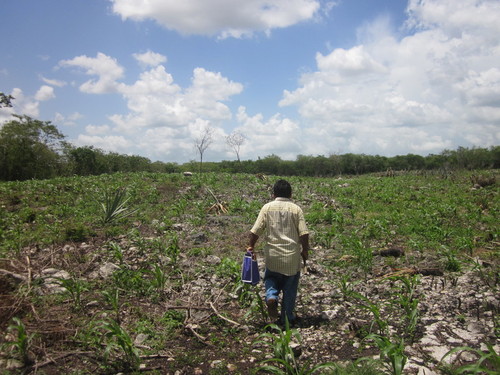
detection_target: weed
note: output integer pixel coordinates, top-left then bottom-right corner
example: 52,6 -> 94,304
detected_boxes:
64,223 -> 92,242
216,257 -> 241,281
326,358 -> 385,375
112,266 -> 150,296
161,310 -> 185,331
441,246 -> 462,272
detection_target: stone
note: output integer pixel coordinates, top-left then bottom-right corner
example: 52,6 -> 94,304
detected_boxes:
205,255 -> 221,265
134,333 -> 148,345
98,262 -> 120,278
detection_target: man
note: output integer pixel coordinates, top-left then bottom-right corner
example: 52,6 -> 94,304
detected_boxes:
247,179 -> 309,325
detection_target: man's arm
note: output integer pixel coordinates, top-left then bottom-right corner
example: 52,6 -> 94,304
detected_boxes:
247,232 -> 259,253
300,233 -> 309,264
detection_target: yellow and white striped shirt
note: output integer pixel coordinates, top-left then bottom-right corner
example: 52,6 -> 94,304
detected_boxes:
250,198 -> 308,276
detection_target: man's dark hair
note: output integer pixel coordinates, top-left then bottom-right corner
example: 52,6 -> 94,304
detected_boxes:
273,179 -> 292,198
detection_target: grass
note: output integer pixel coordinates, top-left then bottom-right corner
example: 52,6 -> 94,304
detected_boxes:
0,170 -> 498,373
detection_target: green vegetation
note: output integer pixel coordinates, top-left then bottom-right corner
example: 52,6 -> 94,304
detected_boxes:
0,170 -> 498,373
0,113 -> 499,181
3,318 -> 34,366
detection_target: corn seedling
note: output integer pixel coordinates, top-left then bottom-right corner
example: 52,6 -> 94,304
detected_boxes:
150,264 -> 167,294
101,188 -> 137,224
108,241 -> 124,264
235,282 -> 268,323
349,291 -> 389,336
102,288 -> 121,323
327,358 -> 385,375
256,320 -> 336,374
365,333 -> 407,375
101,319 -> 141,371
4,317 -> 34,366
56,275 -> 88,311
391,275 -> 421,341
440,343 -> 500,375
165,232 -> 180,266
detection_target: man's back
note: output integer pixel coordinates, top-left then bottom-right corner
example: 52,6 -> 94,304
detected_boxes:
251,197 -> 308,275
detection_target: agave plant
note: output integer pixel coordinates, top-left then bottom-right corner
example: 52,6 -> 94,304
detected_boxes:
101,188 -> 137,224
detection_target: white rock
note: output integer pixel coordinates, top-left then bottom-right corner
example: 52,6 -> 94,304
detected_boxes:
98,262 -> 120,278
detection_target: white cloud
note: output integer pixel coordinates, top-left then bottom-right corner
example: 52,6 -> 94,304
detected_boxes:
85,124 -> 110,135
235,106 -> 302,160
59,52 -> 124,94
41,76 -> 67,87
54,112 -> 83,126
58,52 -> 244,160
74,134 -> 131,152
133,50 -> 167,68
111,0 -> 321,38
316,45 -> 387,74
279,0 -> 500,156
35,85 -> 55,101
54,0 -> 499,162
111,63 -> 243,134
0,88 -> 40,120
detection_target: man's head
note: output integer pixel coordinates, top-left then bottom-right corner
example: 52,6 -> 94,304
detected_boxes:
273,179 -> 292,198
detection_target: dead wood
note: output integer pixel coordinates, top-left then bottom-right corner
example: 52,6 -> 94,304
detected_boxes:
373,248 -> 405,257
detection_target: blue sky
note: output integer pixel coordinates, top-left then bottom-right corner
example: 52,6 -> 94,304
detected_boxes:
1,0 -> 499,163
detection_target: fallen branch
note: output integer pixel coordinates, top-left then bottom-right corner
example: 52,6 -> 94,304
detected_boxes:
210,302 -> 240,327
0,268 -> 27,283
33,351 -> 94,370
378,267 -> 444,279
378,268 -> 417,279
185,323 -> 214,347
164,305 -> 211,310
206,187 -> 228,215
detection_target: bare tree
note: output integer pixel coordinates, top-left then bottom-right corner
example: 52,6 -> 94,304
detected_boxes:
226,131 -> 245,162
194,126 -> 214,173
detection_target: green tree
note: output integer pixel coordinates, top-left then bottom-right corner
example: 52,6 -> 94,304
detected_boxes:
0,115 -> 66,181
0,92 -> 14,108
68,146 -> 102,176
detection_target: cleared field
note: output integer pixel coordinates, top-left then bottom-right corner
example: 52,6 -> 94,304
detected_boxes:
0,171 -> 498,374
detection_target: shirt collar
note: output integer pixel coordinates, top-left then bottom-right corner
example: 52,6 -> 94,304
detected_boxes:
274,197 -> 291,202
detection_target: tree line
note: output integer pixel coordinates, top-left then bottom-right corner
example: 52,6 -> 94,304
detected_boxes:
0,113 -> 498,181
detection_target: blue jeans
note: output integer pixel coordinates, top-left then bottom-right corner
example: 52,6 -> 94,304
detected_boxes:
264,268 -> 300,324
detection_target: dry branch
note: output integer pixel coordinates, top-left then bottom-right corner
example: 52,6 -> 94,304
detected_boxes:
210,302 -> 240,327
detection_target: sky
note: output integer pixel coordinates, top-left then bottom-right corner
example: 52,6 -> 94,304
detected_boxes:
1,0 -> 499,163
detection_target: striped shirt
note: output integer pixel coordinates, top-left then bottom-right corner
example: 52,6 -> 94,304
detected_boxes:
250,197 -> 309,276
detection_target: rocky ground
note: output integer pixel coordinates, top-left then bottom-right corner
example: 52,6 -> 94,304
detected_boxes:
1,230 -> 498,374
0,172 -> 499,374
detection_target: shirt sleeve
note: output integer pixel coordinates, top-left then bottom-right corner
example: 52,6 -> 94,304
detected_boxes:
297,208 -> 309,236
250,206 -> 267,237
